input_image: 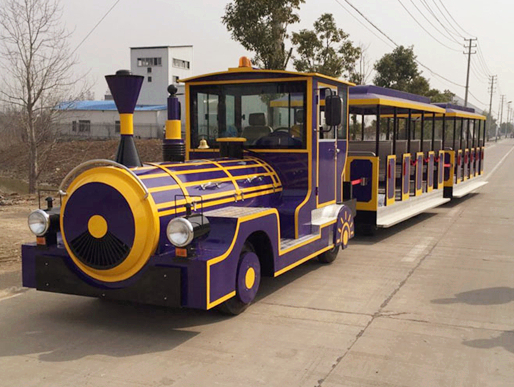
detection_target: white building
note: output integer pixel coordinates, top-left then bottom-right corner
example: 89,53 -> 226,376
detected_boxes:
55,101 -> 166,139
56,45 -> 193,139
130,45 -> 193,105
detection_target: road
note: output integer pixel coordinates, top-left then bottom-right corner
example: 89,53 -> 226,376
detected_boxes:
0,140 -> 513,387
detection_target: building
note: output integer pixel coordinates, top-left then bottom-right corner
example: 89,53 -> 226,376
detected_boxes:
56,45 -> 193,139
130,46 -> 193,105
55,101 -> 166,139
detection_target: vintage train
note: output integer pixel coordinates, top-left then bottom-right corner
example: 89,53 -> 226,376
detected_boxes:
21,58 -> 486,314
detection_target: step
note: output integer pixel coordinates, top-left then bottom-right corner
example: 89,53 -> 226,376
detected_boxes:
452,178 -> 488,198
377,190 -> 450,228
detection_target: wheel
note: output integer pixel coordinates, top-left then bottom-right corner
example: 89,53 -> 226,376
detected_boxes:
318,245 -> 340,264
218,243 -> 261,315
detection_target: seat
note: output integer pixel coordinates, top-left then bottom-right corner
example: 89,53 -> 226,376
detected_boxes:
242,113 -> 272,144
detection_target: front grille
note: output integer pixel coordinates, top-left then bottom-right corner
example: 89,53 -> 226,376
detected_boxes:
69,230 -> 130,270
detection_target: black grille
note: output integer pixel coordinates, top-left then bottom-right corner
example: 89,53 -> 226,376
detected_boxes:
69,231 -> 130,270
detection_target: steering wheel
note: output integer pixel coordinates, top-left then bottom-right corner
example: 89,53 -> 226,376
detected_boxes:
273,127 -> 290,133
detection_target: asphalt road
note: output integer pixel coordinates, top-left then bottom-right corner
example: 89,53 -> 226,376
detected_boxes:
0,140 -> 513,387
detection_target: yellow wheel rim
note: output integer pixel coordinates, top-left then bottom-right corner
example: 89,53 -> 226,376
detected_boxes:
245,267 -> 256,289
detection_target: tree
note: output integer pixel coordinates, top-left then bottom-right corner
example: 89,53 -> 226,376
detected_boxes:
291,13 -> 361,78
349,43 -> 373,85
374,45 -> 454,103
0,0 -> 80,193
222,0 -> 305,70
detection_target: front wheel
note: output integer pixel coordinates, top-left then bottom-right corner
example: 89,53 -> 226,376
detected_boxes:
318,245 -> 340,264
218,243 -> 261,315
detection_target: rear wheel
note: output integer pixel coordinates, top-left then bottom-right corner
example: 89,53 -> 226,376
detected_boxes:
318,245 -> 340,264
218,243 -> 261,315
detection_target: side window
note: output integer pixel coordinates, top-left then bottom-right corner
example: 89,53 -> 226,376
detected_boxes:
339,85 -> 348,140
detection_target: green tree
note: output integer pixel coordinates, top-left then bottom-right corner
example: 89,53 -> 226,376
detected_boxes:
374,45 -> 454,102
222,0 -> 305,70
291,13 -> 361,78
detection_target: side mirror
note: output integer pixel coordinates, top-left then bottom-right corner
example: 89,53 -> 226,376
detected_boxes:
325,95 -> 342,126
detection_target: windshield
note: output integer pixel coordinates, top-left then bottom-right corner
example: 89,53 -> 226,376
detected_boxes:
190,81 -> 307,149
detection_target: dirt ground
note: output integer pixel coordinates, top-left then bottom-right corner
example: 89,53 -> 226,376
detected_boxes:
0,139 -> 165,273
0,194 -> 37,274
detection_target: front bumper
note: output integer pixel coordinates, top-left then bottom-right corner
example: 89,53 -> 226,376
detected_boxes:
22,244 -> 182,307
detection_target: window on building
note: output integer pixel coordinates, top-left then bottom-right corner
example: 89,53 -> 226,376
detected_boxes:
148,76 -> 152,82
137,57 -> 162,67
147,67 -> 152,73
115,120 -> 120,133
72,121 -> 77,132
173,76 -> 179,84
173,58 -> 190,69
78,120 -> 91,133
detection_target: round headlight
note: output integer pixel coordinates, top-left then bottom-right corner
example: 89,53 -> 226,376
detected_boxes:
166,217 -> 194,247
28,209 -> 50,236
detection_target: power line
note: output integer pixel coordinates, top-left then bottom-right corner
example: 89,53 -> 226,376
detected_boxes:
336,0 -> 465,88
332,0 -> 395,48
71,0 -> 122,55
435,0 -> 475,38
476,42 -> 493,75
396,0 -> 461,51
417,0 -> 462,44
429,0 -> 466,39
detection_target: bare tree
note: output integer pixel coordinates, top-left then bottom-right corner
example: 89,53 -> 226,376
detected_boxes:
349,43 -> 373,85
0,0 -> 80,193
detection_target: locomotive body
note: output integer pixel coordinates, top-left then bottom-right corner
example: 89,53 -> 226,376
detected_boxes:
22,59 -> 356,313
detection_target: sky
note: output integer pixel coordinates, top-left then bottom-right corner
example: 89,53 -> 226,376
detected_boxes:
62,0 -> 513,119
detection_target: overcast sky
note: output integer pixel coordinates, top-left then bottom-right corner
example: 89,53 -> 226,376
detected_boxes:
62,0 -> 513,118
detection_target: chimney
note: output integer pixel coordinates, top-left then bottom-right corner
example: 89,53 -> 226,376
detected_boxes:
105,70 -> 144,168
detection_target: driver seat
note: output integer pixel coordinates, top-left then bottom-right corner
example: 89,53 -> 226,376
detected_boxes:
242,113 -> 272,144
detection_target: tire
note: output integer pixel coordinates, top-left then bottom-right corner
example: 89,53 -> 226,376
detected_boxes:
218,243 -> 261,315
318,245 -> 340,264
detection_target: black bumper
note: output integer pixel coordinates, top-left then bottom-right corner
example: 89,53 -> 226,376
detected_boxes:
36,255 -> 182,307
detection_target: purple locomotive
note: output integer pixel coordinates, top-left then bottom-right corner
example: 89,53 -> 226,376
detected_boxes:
22,58 -> 356,314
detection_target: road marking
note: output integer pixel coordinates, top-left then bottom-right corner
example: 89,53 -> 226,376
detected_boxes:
401,237 -> 434,262
486,145 -> 514,180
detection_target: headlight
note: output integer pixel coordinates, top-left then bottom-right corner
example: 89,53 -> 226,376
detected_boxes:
28,209 -> 50,236
166,217 -> 194,247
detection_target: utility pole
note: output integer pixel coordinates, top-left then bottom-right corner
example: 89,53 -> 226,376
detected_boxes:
488,75 -> 497,141
498,94 -> 505,141
463,38 -> 477,107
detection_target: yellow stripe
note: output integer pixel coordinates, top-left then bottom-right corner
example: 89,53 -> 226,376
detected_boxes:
294,77 -> 313,239
274,245 -> 334,277
165,120 -> 181,140
180,69 -> 354,87
155,183 -> 280,210
157,187 -> 283,217
120,113 -> 134,135
146,162 -> 190,204
350,98 -> 446,114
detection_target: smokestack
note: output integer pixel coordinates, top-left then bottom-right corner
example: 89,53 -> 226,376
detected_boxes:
105,70 -> 144,168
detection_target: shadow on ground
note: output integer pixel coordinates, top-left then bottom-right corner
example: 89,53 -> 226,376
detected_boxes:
432,287 -> 514,306
463,331 -> 514,354
351,212 -> 438,246
0,256 -> 323,363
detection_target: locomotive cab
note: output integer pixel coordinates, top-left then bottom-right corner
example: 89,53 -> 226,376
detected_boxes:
21,58 -> 356,314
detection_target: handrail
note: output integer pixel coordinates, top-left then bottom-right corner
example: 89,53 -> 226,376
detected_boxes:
58,159 -> 149,200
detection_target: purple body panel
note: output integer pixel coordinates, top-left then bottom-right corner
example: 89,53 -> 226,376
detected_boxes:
403,155 -> 411,199
318,140 -> 336,204
464,149 -> 469,179
438,151 -> 445,188
427,154 -> 434,190
387,156 -> 395,202
416,154 -> 423,193
350,160 -> 373,203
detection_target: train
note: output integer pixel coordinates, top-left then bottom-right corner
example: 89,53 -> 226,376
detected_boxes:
21,57 -> 486,314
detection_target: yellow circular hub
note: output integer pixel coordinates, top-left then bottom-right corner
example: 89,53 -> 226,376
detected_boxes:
343,229 -> 349,246
88,215 -> 108,239
245,267 -> 256,289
